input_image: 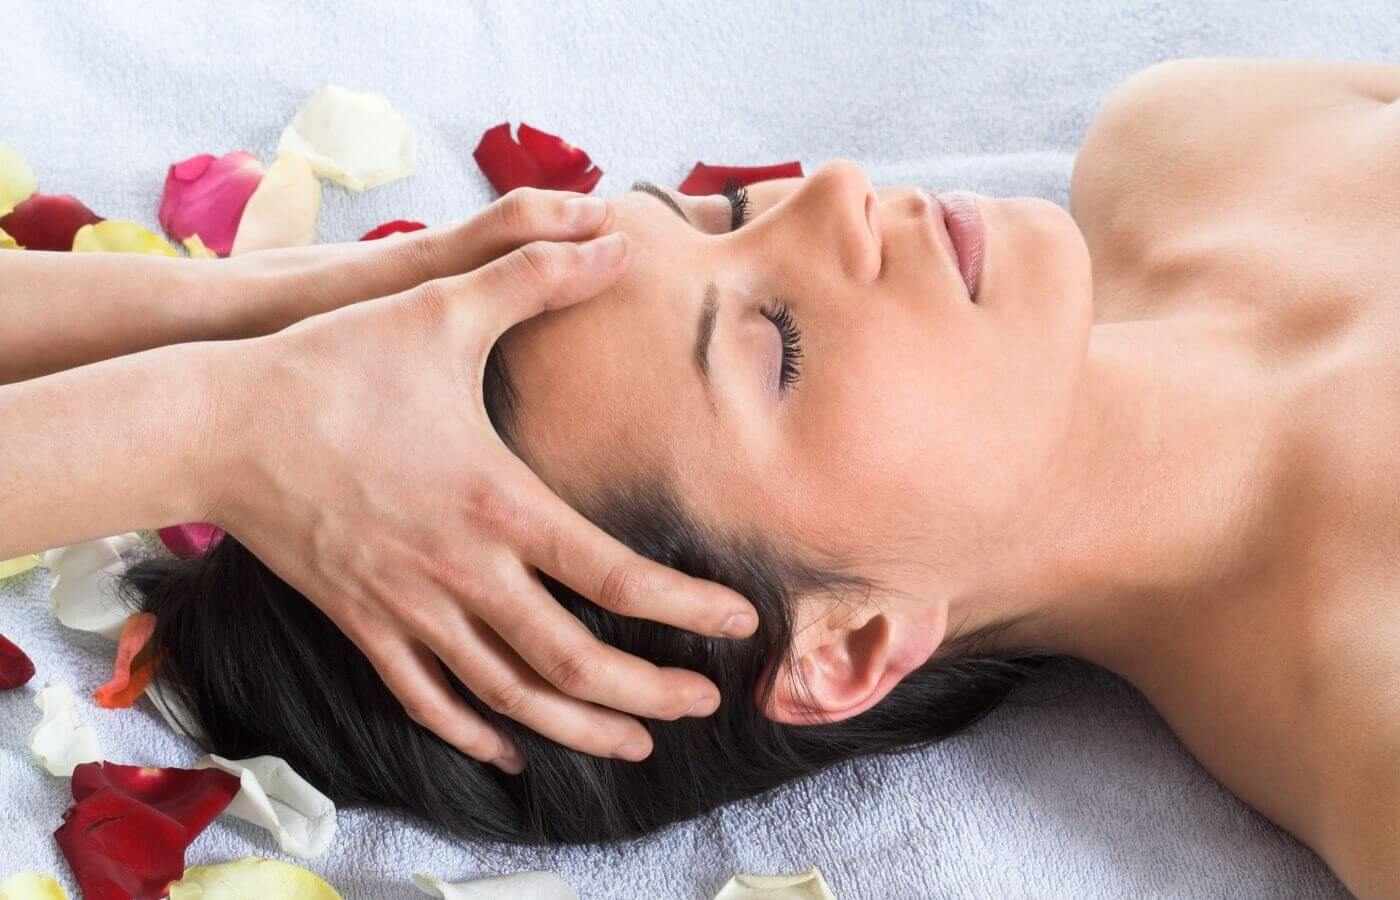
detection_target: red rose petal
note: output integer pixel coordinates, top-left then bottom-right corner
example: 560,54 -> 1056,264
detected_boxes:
0,633 -> 36,689
0,193 -> 103,250
94,613 -> 158,709
57,762 -> 240,900
677,161 -> 805,196
360,219 -> 427,241
157,523 -> 224,558
473,122 -> 602,196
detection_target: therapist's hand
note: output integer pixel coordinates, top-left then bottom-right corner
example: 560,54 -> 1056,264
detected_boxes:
202,192 -> 758,773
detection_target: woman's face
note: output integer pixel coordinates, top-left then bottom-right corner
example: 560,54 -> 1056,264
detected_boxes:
501,159 -> 1093,683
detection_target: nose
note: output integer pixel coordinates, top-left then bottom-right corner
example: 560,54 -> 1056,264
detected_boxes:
789,159 -> 882,283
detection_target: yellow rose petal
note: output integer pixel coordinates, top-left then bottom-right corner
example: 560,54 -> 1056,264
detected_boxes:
166,858 -> 341,900
0,554 -> 42,579
0,145 -> 38,218
72,220 -> 178,256
0,226 -> 19,250
183,235 -> 217,258
0,872 -> 68,900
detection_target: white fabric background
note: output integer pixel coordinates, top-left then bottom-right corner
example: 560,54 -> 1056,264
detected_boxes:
4,1 -> 1387,897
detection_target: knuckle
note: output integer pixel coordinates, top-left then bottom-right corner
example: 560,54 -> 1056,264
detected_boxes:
462,477 -> 522,540
598,562 -> 646,615
411,277 -> 454,323
497,187 -> 546,233
543,648 -> 597,695
515,241 -> 564,286
480,677 -> 531,718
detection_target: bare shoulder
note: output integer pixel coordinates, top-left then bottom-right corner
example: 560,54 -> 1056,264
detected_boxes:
1070,57 -> 1400,277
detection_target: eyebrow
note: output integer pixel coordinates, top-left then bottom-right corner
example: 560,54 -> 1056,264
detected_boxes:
630,180 -> 691,224
628,180 -> 719,390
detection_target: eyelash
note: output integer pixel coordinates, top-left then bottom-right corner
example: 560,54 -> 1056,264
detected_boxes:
721,180 -> 803,392
721,179 -> 752,230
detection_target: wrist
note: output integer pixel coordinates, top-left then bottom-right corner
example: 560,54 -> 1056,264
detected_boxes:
180,334 -> 266,528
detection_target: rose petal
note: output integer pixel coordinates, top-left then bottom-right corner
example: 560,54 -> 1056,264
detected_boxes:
157,523 -> 224,559
0,193 -> 102,251
43,534 -> 144,640
166,857 -> 341,900
182,235 -> 217,258
72,220 -> 178,256
0,225 -> 20,250
0,554 -> 42,579
94,613 -> 158,709
56,762 -> 241,900
277,85 -> 415,191
472,122 -> 602,196
713,867 -> 837,900
29,683 -> 101,775
0,871 -> 69,900
412,872 -> 576,900
677,161 -> 804,196
195,755 -> 336,858
159,151 -> 264,257
360,219 -> 426,241
231,152 -> 322,256
0,144 -> 38,217
1,633 -> 37,690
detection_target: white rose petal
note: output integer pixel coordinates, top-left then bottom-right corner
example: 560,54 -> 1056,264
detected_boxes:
196,754 -> 336,858
29,683 -> 102,777
145,679 -> 208,743
277,85 -> 414,191
231,152 -> 322,256
411,872 -> 576,900
42,534 -> 143,639
713,868 -> 837,900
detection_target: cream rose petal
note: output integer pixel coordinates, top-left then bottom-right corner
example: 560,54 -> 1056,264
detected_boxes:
712,868 -> 837,900
277,85 -> 415,191
0,872 -> 68,900
29,683 -> 102,777
166,857 -> 341,899
411,872 -> 577,900
0,554 -> 42,579
0,145 -> 38,218
230,152 -> 322,255
0,226 -> 19,250
195,754 -> 336,858
43,533 -> 144,640
72,220 -> 179,256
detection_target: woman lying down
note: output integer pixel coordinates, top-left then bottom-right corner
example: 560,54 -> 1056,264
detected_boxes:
125,59 -> 1400,896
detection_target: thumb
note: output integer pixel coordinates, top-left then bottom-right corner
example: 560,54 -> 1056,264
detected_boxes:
468,232 -> 630,342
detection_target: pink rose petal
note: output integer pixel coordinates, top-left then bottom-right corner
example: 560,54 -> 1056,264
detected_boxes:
157,523 -> 224,558
158,152 -> 264,257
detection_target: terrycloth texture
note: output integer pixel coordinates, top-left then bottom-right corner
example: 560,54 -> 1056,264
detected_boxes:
1,1 -> 1381,896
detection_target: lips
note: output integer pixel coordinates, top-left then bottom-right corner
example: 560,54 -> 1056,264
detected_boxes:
934,191 -> 986,301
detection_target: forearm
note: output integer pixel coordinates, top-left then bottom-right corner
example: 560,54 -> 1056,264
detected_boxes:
0,340 -> 224,556
0,229 -> 464,385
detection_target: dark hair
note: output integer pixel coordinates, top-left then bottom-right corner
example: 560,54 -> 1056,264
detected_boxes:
122,347 -> 1062,845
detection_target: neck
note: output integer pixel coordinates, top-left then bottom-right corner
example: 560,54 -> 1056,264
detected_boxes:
949,311 -> 1292,680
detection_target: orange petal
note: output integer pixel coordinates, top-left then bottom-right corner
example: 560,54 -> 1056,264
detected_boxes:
94,612 -> 158,709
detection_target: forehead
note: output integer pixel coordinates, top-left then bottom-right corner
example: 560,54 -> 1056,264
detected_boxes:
494,190 -> 710,501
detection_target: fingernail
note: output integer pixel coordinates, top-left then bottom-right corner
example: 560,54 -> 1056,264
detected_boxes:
722,611 -> 757,638
614,740 -> 650,761
580,231 -> 626,267
686,693 -> 720,717
565,196 -> 607,229
493,751 -> 525,775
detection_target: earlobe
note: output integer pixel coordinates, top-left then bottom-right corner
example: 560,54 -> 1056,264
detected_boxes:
761,607 -> 943,726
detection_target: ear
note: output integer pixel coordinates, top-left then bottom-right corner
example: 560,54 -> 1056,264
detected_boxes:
761,600 -> 948,726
